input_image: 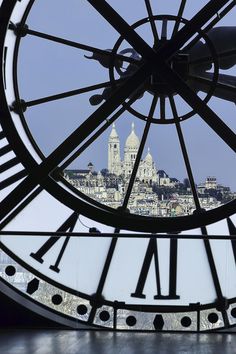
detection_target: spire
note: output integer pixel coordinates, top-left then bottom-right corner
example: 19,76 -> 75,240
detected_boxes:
145,147 -> 153,163
109,123 -> 119,139
132,122 -> 135,131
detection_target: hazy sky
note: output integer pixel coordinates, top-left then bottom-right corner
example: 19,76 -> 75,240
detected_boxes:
16,0 -> 236,189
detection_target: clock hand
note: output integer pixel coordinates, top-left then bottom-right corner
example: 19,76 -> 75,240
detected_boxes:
157,62 -> 236,154
9,23 -> 137,66
86,0 -> 231,107
122,95 -> 158,209
87,48 -> 141,106
60,88 -> 144,170
86,0 -> 236,154
84,49 -> 122,69
1,0 -> 236,232
87,96 -> 159,325
188,27 -> 236,71
183,0 -> 236,53
170,94 -> 228,318
87,0 -> 230,62
0,63 -> 151,223
14,1 -> 236,157
160,0 -> 231,60
14,79 -> 125,110
188,72 -> 236,103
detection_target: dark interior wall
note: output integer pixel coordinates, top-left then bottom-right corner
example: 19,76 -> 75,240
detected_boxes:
0,290 -> 63,328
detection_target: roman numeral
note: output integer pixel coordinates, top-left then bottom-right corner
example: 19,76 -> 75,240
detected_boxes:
0,138 -> 27,190
30,212 -> 79,273
131,238 -> 180,300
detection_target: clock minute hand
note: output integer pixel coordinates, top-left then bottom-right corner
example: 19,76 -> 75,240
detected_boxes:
86,0 -> 236,155
0,0 -> 234,223
84,49 -> 122,69
86,0 -> 230,64
0,63 -> 151,223
188,27 -> 236,71
188,72 -> 236,103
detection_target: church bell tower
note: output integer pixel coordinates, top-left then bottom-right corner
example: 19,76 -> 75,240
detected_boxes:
108,123 -> 121,175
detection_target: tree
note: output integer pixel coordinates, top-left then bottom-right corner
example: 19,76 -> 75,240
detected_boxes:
183,178 -> 190,189
101,168 -> 109,176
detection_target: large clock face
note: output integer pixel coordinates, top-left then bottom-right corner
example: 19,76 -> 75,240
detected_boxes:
1,0 -> 236,331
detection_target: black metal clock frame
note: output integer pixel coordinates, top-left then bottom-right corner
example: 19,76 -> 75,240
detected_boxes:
1,0 -> 236,332
1,0 -> 236,233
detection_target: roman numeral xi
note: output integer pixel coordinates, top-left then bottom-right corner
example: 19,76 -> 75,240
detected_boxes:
30,212 -> 78,273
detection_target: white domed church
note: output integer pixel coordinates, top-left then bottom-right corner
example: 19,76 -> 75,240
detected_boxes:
108,123 -> 158,184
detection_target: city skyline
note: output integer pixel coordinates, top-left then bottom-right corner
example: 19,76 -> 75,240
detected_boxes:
69,122 -> 234,191
65,123 -> 235,218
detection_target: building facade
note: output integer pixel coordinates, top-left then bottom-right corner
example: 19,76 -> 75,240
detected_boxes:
64,124 -> 234,217
108,123 -> 158,184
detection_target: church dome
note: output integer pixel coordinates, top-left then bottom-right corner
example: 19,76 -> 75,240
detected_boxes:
145,148 -> 153,163
125,123 -> 139,148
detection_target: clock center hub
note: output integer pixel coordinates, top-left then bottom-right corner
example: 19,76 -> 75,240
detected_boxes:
148,50 -> 190,96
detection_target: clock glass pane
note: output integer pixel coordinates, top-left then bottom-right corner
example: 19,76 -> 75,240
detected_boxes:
1,0 -> 236,332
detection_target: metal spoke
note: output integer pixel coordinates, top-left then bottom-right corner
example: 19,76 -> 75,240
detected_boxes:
9,24 -> 138,66
172,0 -> 187,36
24,79 -> 125,108
158,0 -> 230,60
0,62 -> 151,222
169,95 -> 201,211
88,96 -> 158,328
122,95 -> 158,209
144,0 -> 159,44
87,0 -> 155,61
87,0 -> 230,65
156,61 -> 236,153
12,0 -> 229,72
65,93 -> 157,327
189,49 -> 236,66
60,89 -> 145,170
161,19 -> 168,40
183,0 -> 236,53
160,95 -> 166,120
